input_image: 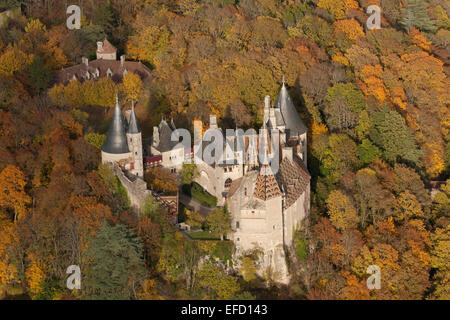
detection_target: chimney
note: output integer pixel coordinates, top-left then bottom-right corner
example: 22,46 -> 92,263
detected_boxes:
264,95 -> 270,124
193,119 -> 203,146
282,147 -> 293,163
209,114 -> 217,129
152,126 -> 159,147
82,57 -> 88,67
264,95 -> 270,110
97,41 -> 103,52
120,55 -> 126,67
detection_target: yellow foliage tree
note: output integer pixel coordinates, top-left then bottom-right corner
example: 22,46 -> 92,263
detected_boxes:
318,0 -> 359,20
326,190 -> 359,231
0,165 -> 31,221
333,19 -> 365,41
0,225 -> 19,286
25,255 -> 46,297
396,191 -> 424,221
423,143 -> 446,179
127,25 -> 170,65
122,72 -> 143,103
137,279 -> 163,300
0,47 -> 34,76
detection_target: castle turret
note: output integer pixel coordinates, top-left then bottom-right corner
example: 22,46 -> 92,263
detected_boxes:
101,95 -> 132,165
126,101 -> 144,178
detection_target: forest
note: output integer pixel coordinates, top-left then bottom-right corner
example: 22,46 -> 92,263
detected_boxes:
0,0 -> 449,300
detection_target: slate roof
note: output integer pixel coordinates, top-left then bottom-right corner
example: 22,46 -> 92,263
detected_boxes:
127,102 -> 141,134
101,96 -> 130,154
155,120 -> 178,153
276,83 -> 307,138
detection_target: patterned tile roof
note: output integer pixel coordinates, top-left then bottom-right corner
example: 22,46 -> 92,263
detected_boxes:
253,164 -> 282,201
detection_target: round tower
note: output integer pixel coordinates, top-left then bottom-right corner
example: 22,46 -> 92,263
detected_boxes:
126,101 -> 144,178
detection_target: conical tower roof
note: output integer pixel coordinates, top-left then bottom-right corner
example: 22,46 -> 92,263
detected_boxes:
276,80 -> 307,138
127,101 -> 141,134
101,96 -> 130,154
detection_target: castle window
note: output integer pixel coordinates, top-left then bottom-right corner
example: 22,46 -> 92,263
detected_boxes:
224,178 -> 232,189
135,152 -> 137,155
244,188 -> 247,196
236,221 -> 239,229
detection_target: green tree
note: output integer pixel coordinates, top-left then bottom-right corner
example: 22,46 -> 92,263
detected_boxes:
26,56 -> 51,94
180,163 -> 198,185
400,0 -> 437,32
369,106 -> 421,165
197,261 -> 240,299
240,256 -> 257,282
205,208 -> 231,241
84,133 -> 106,149
358,138 -> 382,165
83,223 -> 146,300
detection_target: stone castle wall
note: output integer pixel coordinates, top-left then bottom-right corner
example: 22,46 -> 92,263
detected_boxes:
113,165 -> 152,213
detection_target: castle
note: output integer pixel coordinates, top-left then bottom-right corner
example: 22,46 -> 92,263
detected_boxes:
101,80 -> 310,284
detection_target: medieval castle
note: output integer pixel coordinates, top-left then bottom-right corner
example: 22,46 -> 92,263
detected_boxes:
96,40 -> 310,284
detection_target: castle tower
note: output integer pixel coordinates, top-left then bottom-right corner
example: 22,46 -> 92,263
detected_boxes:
275,80 -> 308,166
126,101 -> 144,178
101,95 -> 132,164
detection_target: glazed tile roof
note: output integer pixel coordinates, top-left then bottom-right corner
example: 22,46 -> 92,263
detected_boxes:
253,164 -> 282,201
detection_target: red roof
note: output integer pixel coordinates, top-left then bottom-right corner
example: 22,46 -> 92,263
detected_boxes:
97,38 -> 117,54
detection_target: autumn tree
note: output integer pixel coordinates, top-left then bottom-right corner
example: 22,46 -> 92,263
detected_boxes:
196,261 -> 240,299
122,72 -> 143,103
326,190 -> 359,231
0,165 -> 31,221
205,207 -> 231,241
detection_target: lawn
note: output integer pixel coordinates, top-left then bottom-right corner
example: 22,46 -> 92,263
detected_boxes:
182,182 -> 218,207
187,230 -> 221,240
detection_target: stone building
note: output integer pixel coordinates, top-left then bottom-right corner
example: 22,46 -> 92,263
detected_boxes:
151,81 -> 311,283
226,83 -> 310,284
101,95 -> 144,178
56,39 -> 151,85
